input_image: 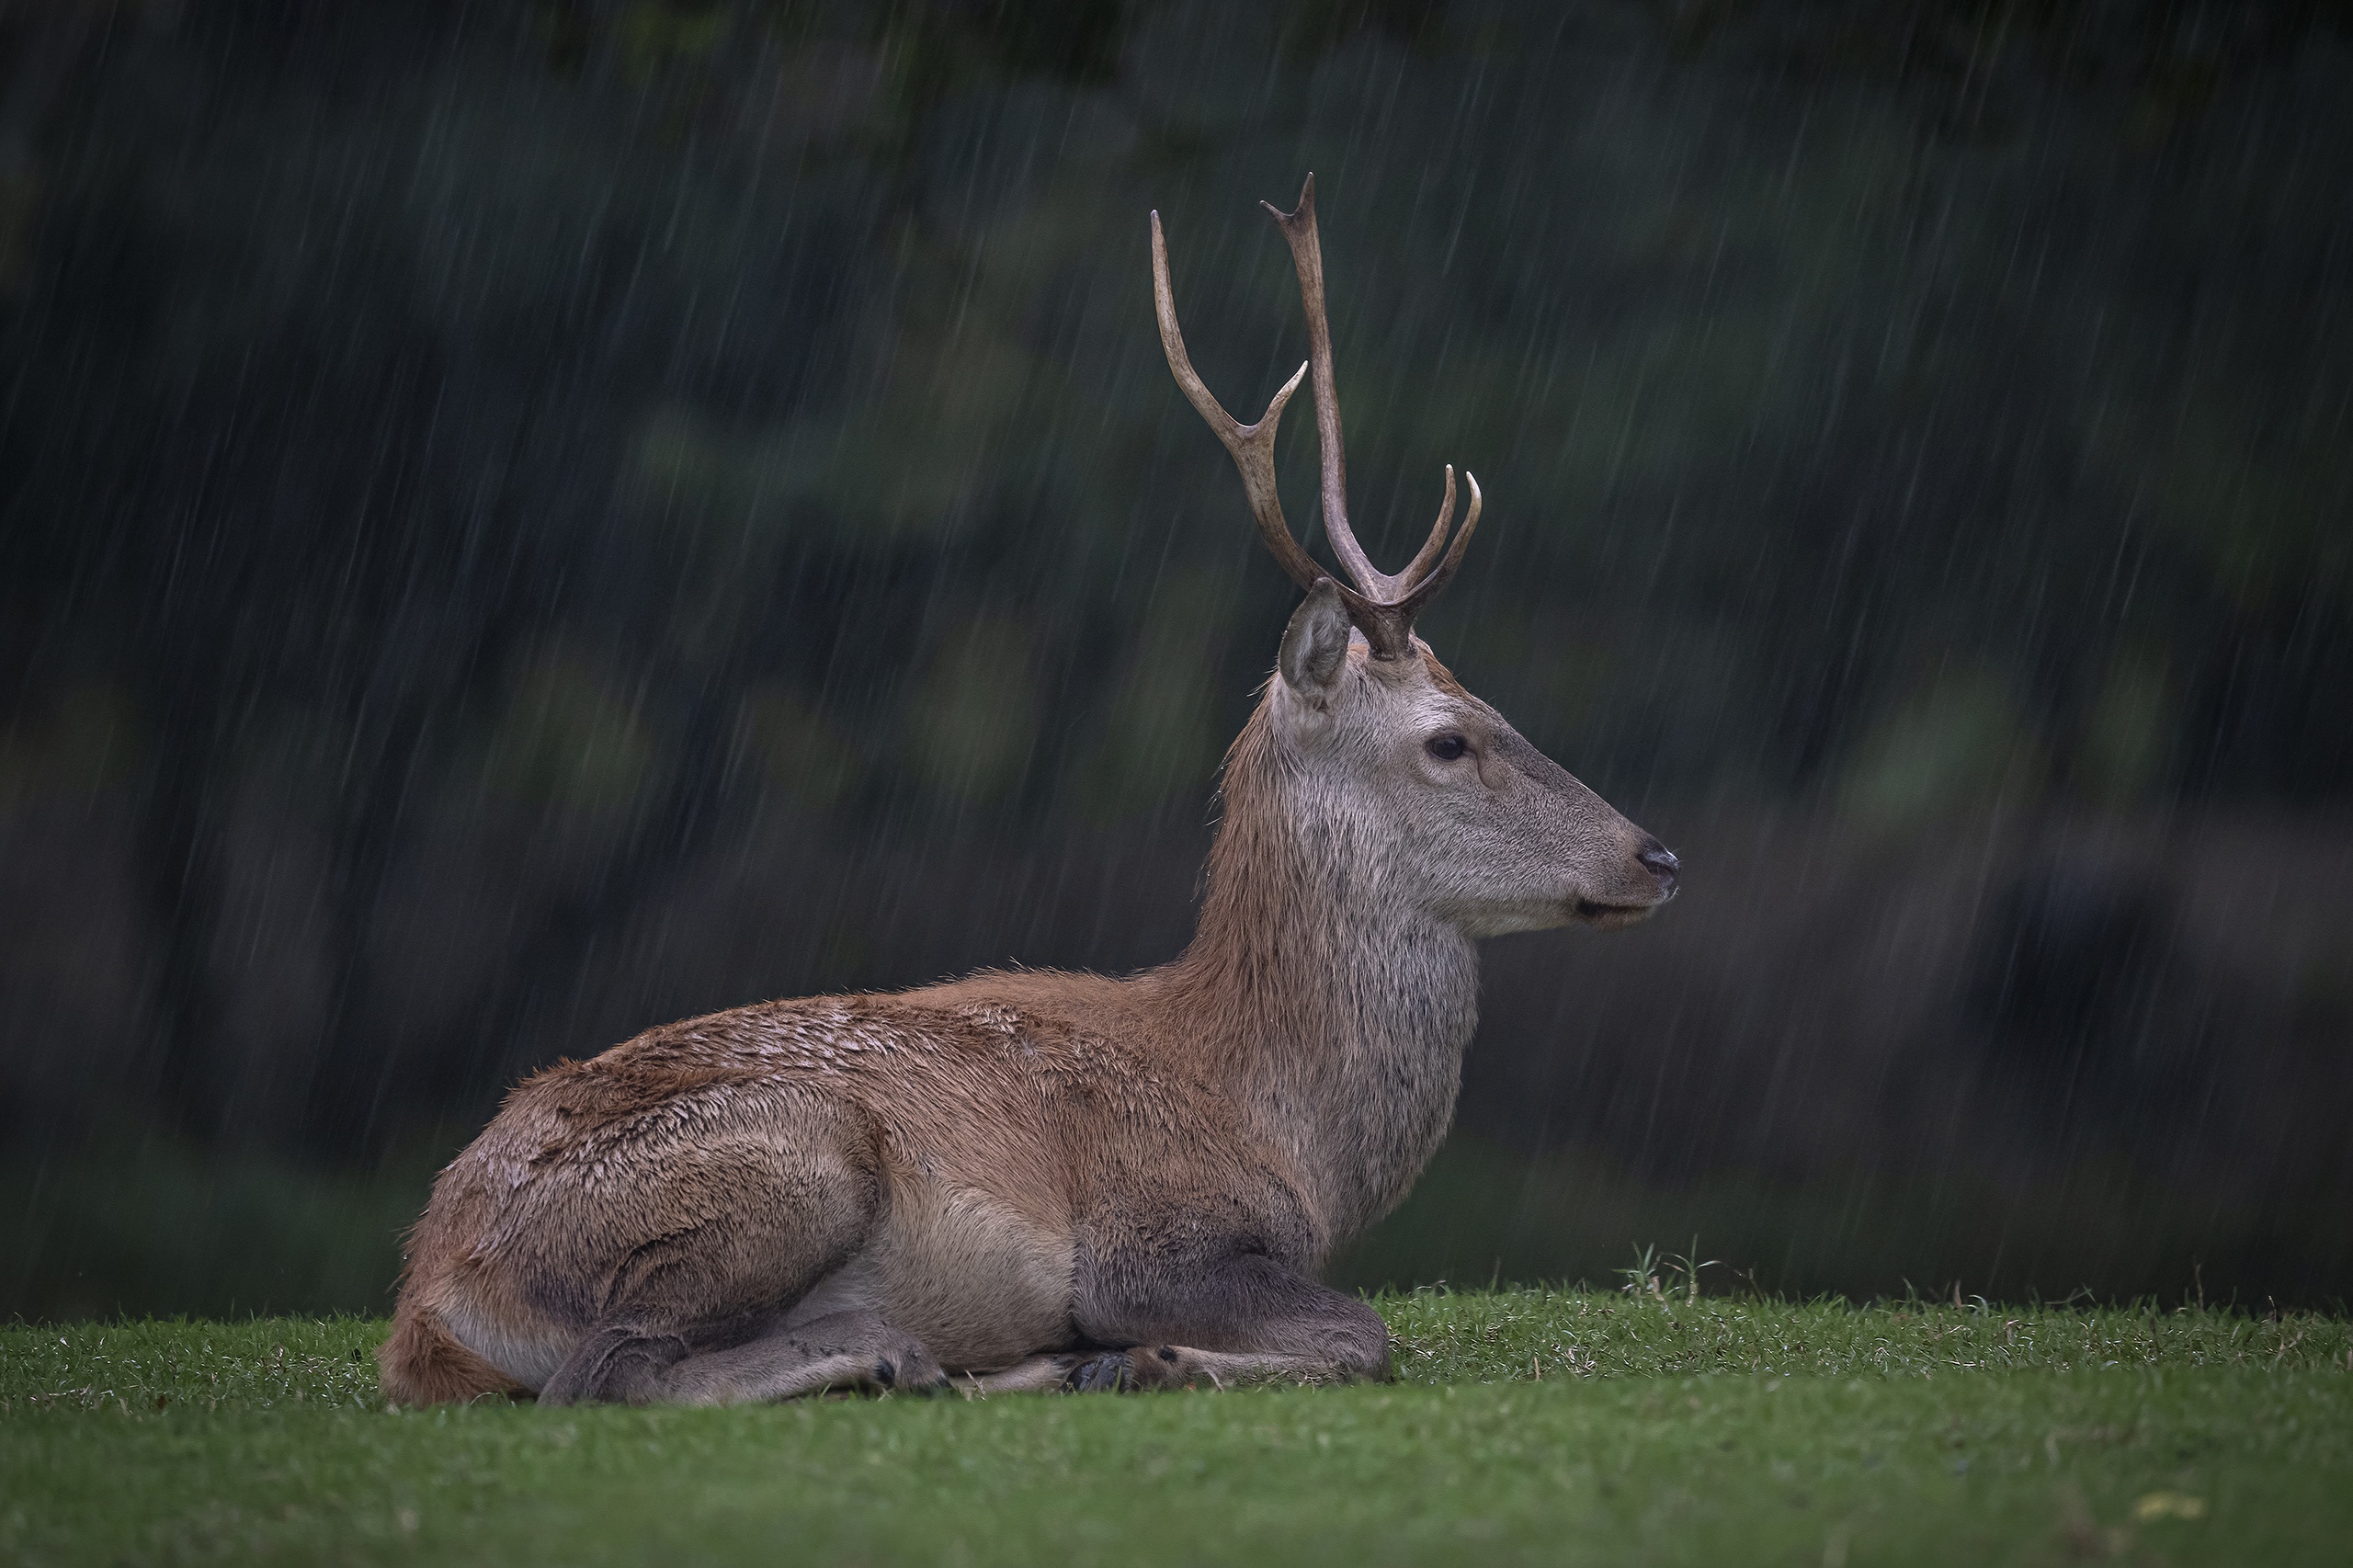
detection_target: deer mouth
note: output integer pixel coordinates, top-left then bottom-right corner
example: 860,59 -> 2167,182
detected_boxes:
1573,897 -> 1664,929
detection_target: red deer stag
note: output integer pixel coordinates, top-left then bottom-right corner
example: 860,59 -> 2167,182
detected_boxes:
381,176 -> 1678,1405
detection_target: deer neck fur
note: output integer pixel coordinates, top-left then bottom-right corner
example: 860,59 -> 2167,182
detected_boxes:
1149,703 -> 1479,1252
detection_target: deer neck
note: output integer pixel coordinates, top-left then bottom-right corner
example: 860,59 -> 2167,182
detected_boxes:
1160,722 -> 1481,1251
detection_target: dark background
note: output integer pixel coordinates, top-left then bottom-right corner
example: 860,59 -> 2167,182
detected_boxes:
4,0 -> 2348,1319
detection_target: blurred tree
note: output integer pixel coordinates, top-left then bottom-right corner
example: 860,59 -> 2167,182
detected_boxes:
0,0 -> 2344,1181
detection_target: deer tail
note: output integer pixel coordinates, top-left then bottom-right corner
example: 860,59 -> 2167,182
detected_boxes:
378,1297 -> 529,1406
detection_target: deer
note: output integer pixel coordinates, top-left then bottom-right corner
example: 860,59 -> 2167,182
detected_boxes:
379,176 -> 1679,1406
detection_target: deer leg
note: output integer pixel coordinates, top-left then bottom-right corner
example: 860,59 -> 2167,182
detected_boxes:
541,1311 -> 949,1405
961,1344 -> 1331,1394
967,1253 -> 1390,1394
961,1354 -> 1088,1394
531,1096 -> 918,1407
660,1310 -> 950,1403
1054,1333 -> 1385,1392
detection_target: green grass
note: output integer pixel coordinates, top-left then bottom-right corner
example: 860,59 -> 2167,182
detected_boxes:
4,1295 -> 2349,1566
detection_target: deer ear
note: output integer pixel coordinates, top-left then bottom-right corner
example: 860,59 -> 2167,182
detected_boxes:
1278,578 -> 1351,699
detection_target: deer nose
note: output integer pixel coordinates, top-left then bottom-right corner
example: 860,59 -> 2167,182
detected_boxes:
1637,839 -> 1678,892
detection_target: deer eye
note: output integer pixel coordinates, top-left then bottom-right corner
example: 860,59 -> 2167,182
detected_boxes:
1425,733 -> 1469,762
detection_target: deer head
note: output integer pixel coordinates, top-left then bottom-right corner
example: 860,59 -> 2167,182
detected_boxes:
1154,176 -> 1677,935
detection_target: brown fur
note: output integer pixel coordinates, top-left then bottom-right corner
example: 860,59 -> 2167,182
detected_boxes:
377,1287 -> 531,1404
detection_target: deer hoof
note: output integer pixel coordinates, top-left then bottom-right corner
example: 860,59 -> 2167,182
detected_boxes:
874,1339 -> 949,1394
1062,1352 -> 1132,1392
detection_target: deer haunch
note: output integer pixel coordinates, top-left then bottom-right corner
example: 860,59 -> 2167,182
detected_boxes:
385,995 -> 1386,1403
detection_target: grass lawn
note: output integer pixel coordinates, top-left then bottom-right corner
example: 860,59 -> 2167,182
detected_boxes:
4,1292 -> 2348,1565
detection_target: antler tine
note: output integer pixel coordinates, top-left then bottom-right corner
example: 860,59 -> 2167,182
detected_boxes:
1150,210 -> 1327,596
1393,465 -> 1458,591
1392,472 -> 1483,619
1263,175 -> 1390,600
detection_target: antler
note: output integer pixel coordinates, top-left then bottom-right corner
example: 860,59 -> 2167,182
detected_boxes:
1149,212 -> 1322,595
1152,175 -> 1483,660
